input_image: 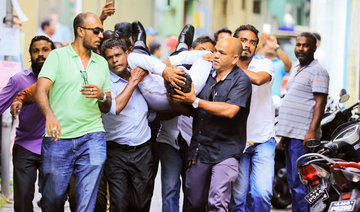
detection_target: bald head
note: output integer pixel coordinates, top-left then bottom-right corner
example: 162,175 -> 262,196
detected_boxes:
73,12 -> 99,38
213,37 -> 242,72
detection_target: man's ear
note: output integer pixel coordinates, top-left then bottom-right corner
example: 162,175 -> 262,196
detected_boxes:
232,55 -> 239,65
77,27 -> 85,38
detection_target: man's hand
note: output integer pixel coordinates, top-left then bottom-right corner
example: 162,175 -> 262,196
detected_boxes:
266,35 -> 279,50
279,137 -> 289,150
99,2 -> 116,23
203,53 -> 214,62
171,83 -> 197,105
303,130 -> 316,148
46,113 -> 61,141
130,67 -> 148,84
80,85 -> 105,101
10,101 -> 23,119
162,66 -> 187,90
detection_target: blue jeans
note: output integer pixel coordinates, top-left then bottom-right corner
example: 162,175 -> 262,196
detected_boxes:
40,132 -> 106,212
157,137 -> 188,212
285,138 -> 308,212
230,138 -> 275,212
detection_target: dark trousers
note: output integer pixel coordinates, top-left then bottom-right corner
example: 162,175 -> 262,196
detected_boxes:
13,144 -> 42,212
104,141 -> 155,212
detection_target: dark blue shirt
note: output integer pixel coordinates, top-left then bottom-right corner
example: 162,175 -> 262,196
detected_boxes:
190,66 -> 252,164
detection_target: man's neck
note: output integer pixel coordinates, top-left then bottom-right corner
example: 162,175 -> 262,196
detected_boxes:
72,40 -> 91,60
298,58 -> 314,70
237,58 -> 252,71
116,69 -> 130,81
215,66 -> 233,82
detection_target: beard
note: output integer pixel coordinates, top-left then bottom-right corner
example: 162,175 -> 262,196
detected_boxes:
83,38 -> 99,52
240,55 -> 251,61
31,57 -> 45,76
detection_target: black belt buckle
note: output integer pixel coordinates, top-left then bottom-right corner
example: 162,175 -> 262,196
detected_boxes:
127,145 -> 137,152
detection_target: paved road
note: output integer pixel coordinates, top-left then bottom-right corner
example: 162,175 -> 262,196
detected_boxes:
1,164 -> 291,211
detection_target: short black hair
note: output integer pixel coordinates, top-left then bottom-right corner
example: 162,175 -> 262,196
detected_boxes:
214,27 -> 232,42
313,32 -> 321,41
100,30 -> 115,46
114,22 -> 132,38
149,41 -> 161,55
299,32 -> 317,47
41,19 -> 51,30
101,38 -> 127,56
192,36 -> 215,49
233,24 -> 259,44
73,12 -> 94,38
28,35 -> 55,55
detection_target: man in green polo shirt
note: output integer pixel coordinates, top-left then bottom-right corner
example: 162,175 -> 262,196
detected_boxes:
35,13 -> 111,212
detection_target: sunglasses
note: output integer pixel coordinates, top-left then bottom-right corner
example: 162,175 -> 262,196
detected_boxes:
80,70 -> 89,85
79,26 -> 104,35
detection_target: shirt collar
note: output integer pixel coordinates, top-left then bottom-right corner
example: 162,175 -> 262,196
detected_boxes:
210,66 -> 236,81
110,70 -> 128,83
23,67 -> 33,76
67,42 -> 96,64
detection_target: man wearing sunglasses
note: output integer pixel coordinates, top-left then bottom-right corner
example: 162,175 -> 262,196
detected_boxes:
35,13 -> 111,212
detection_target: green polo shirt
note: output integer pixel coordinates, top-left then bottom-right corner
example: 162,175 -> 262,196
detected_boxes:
38,44 -> 111,139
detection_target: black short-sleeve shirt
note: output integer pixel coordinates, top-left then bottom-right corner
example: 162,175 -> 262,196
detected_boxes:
189,66 -> 252,164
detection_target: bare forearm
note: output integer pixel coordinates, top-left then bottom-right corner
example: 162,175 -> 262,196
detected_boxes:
98,92 -> 112,113
309,95 -> 327,132
276,48 -> 292,72
115,80 -> 138,115
243,69 -> 271,86
35,88 -> 54,119
198,99 -> 240,118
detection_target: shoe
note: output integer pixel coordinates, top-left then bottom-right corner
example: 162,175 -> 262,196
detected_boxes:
175,24 -> 194,51
131,21 -> 150,55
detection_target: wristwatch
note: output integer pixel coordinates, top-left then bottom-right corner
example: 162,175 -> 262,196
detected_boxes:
275,44 -> 280,52
98,92 -> 107,102
192,97 -> 200,108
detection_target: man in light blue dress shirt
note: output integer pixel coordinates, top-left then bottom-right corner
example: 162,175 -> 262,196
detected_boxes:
101,39 -> 155,212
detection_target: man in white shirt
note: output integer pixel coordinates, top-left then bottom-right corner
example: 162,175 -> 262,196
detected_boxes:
230,25 -> 275,212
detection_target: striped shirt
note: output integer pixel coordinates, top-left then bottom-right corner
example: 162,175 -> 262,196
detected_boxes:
276,59 -> 329,140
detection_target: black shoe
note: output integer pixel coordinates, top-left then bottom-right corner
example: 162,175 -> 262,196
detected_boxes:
175,24 -> 194,51
131,21 -> 150,55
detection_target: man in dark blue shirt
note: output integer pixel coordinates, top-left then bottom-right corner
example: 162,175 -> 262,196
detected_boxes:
173,37 -> 252,211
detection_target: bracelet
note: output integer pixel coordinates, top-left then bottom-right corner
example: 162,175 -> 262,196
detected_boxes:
98,92 -> 107,102
275,44 -> 280,51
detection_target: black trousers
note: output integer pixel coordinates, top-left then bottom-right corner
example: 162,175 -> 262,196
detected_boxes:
104,141 -> 155,212
12,144 -> 42,212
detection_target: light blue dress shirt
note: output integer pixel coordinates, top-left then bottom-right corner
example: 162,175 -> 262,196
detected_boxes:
102,71 -> 151,146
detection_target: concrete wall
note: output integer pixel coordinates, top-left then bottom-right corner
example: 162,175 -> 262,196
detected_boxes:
310,0 -> 348,99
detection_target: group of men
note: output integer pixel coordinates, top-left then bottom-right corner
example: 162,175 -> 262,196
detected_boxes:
0,8 -> 329,212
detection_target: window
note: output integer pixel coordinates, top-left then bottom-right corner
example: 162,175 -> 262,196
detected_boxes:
253,0 -> 261,14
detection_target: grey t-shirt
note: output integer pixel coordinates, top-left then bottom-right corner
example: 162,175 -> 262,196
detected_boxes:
276,59 -> 329,140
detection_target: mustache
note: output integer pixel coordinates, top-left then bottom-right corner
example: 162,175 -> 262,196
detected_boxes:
35,56 -> 46,63
242,48 -> 251,53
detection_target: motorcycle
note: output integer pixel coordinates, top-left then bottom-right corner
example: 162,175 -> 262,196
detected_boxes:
296,99 -> 360,211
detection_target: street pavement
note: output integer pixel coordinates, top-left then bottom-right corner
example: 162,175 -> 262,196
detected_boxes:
1,164 -> 291,211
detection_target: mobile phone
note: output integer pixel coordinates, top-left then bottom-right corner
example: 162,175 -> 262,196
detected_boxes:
106,0 -> 114,8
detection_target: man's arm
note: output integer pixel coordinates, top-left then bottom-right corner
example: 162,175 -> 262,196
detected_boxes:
10,83 -> 37,118
35,77 -> 61,141
113,67 -> 147,115
242,70 -> 271,86
172,84 -> 240,119
99,2 -> 115,24
80,84 -> 112,113
303,93 -> 327,145
276,47 -> 292,72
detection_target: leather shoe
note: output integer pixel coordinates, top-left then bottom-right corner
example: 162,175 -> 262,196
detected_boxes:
131,21 -> 150,55
175,24 -> 194,51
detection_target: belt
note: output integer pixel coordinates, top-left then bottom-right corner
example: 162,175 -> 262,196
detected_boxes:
109,141 -> 150,152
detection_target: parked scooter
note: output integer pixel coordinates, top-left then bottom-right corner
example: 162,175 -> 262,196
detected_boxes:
296,96 -> 360,211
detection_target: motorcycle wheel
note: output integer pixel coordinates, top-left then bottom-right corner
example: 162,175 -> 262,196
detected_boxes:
271,168 -> 292,209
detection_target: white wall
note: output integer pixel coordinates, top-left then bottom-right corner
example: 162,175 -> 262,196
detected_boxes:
310,0 -> 348,98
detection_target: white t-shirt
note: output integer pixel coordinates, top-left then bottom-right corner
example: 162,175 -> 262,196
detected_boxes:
245,58 -> 275,149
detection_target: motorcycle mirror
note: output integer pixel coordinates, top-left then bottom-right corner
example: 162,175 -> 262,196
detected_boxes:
339,89 -> 347,97
339,94 -> 350,103
305,139 -> 322,153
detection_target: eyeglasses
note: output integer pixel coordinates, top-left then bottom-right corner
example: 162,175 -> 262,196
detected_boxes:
80,70 -> 89,85
208,83 -> 217,101
79,26 -> 104,35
